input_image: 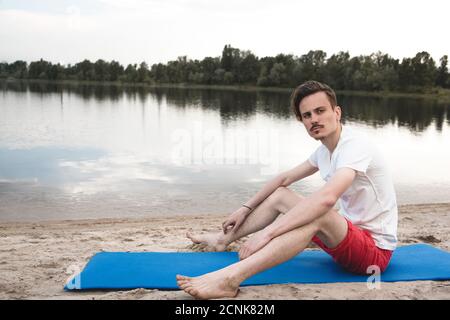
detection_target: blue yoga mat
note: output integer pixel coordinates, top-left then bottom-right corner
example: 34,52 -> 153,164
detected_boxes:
64,244 -> 450,290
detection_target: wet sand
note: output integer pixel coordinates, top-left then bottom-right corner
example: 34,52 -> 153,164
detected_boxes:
0,203 -> 449,300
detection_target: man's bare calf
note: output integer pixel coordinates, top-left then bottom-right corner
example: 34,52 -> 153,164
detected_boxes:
186,187 -> 303,251
180,187 -> 348,299
178,216 -> 342,299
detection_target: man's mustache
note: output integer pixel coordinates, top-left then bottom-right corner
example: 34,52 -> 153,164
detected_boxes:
310,125 -> 323,132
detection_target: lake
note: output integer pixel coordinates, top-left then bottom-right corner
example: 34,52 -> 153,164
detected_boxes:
1,80 -> 449,221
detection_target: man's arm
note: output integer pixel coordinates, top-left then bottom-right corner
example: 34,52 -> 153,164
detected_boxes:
222,160 -> 318,233
244,160 -> 318,210
263,167 -> 356,240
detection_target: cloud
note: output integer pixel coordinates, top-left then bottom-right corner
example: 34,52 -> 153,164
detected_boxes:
0,0 -> 448,65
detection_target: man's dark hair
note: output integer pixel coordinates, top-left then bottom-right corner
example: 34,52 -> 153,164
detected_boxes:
290,80 -> 338,121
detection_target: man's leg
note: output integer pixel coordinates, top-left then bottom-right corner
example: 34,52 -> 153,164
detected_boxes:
187,187 -> 304,251
177,208 -> 348,299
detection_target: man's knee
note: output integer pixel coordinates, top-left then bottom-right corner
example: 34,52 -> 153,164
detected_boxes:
267,186 -> 290,204
313,210 -> 348,248
315,210 -> 340,230
266,186 -> 303,213
315,209 -> 333,224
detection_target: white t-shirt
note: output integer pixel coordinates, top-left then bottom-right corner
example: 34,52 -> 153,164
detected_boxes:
308,125 -> 398,250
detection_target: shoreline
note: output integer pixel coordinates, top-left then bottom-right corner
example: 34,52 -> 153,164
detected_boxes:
0,202 -> 449,299
2,78 -> 450,103
0,201 -> 449,225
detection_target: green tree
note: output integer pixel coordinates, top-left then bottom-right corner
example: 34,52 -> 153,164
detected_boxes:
124,64 -> 138,82
74,59 -> 94,80
28,59 -> 52,79
0,62 -> 8,78
273,54 -> 295,86
221,44 -> 234,72
47,63 -> 66,80
412,51 -> 436,88
221,44 -> 245,80
236,51 -> 259,84
257,57 -> 275,87
214,68 -> 226,84
347,56 -> 363,90
200,57 -> 220,84
93,59 -> 110,81
399,57 -> 414,90
373,52 -> 400,91
323,51 -> 350,89
109,60 -> 124,81
150,63 -> 168,83
223,71 -> 234,84
188,71 -> 204,84
137,61 -> 150,83
8,60 -> 28,78
164,56 -> 189,83
292,50 -> 326,86
268,63 -> 285,86
436,55 -> 449,88
3,45 -> 446,93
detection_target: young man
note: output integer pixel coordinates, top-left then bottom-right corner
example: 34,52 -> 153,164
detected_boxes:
177,80 -> 398,299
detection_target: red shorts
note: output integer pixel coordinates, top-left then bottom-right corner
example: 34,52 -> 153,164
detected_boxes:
312,219 -> 393,275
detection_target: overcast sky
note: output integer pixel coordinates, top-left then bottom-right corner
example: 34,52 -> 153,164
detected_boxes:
1,0 -> 449,66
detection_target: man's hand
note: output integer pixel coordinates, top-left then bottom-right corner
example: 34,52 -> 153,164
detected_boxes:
222,207 -> 250,234
238,229 -> 272,260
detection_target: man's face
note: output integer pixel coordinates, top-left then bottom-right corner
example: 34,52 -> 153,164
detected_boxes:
298,91 -> 341,140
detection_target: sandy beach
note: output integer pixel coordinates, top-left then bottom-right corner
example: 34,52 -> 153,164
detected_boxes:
0,203 -> 449,300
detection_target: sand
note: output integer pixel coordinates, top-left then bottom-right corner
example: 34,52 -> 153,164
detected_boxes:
0,203 -> 449,300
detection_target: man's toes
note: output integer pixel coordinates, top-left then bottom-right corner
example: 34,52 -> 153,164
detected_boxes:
178,282 -> 189,289
177,278 -> 193,289
187,287 -> 199,297
187,232 -> 200,243
186,231 -> 194,239
176,274 -> 191,281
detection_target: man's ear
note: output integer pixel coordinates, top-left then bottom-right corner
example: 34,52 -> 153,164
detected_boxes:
335,105 -> 342,121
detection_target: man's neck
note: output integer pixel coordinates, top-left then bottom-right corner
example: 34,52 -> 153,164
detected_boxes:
321,123 -> 342,154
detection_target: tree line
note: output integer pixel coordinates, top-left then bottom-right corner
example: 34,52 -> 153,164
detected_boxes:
1,45 -> 449,92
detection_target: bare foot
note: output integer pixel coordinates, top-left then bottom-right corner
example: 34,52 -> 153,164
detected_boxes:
176,271 -> 240,299
187,231 -> 228,251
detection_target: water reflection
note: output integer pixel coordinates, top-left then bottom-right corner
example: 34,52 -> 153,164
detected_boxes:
1,80 -> 450,221
2,80 -> 449,132
0,147 -> 106,185
340,95 -> 450,132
